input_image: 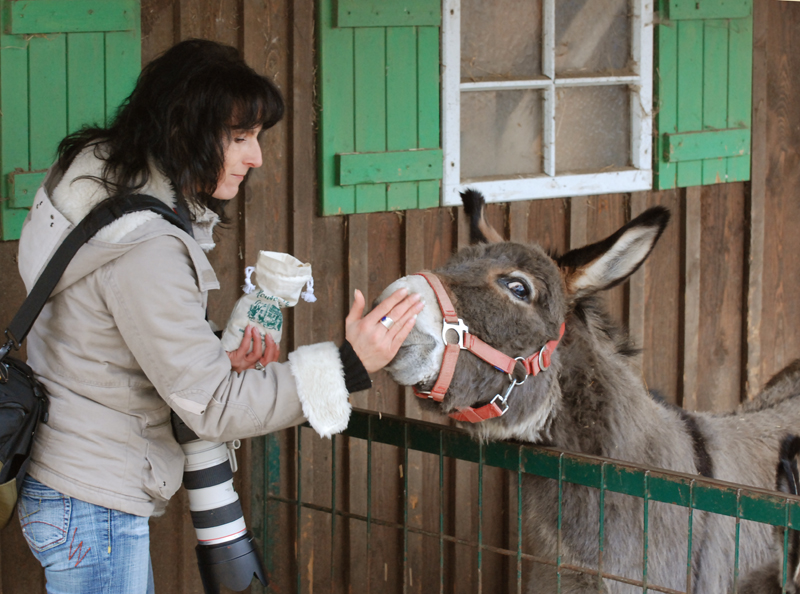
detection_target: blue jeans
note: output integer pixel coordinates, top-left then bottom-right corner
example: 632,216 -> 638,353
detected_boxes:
17,476 -> 155,594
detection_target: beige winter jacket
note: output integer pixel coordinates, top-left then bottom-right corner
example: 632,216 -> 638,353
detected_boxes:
17,148 -> 353,517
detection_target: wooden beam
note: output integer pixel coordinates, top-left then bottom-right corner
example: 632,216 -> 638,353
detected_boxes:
346,216 -> 370,592
452,206 -> 475,590
744,0 -> 767,400
508,201 -> 530,243
403,208 -> 425,594
628,192 -> 648,354
569,195 -> 588,250
682,186 -> 702,411
290,0 -> 321,590
241,0 -> 291,589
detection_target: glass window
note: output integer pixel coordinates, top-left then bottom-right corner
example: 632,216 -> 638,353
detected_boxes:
442,0 -> 652,205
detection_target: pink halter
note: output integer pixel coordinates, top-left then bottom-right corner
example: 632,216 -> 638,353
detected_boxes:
412,272 -> 564,423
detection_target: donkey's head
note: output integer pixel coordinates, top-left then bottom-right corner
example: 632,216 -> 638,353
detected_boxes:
379,190 -> 669,441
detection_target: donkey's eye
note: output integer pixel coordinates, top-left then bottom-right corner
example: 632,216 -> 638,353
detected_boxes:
500,278 -> 531,302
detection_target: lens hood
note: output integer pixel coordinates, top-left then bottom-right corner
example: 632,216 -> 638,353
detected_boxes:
196,531 -> 267,593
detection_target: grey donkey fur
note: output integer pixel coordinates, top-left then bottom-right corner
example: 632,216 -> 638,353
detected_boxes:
378,190 -> 800,593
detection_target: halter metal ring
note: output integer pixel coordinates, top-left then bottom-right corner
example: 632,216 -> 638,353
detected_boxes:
538,345 -> 551,370
442,319 -> 469,349
510,357 -> 529,384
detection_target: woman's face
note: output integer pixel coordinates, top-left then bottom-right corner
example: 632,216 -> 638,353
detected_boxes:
213,125 -> 264,200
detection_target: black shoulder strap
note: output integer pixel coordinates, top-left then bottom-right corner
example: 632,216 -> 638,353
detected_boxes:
2,194 -> 192,355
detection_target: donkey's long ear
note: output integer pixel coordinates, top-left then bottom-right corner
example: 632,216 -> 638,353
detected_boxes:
557,207 -> 670,297
461,189 -> 504,244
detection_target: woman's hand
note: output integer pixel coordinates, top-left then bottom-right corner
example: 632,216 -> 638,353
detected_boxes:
345,288 -> 424,373
227,325 -> 280,373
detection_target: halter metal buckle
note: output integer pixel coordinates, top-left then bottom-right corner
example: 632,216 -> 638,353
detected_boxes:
490,374 -> 524,417
442,319 -> 469,349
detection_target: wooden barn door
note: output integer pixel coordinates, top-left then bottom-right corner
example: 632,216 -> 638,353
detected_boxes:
317,0 -> 443,215
0,0 -> 141,241
654,0 -> 753,189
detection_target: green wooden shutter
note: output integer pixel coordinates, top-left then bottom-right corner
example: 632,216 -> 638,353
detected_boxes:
654,0 -> 752,190
0,0 -> 141,240
317,0 -> 442,215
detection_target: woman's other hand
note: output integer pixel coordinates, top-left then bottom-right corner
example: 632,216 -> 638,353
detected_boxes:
345,288 -> 424,373
227,325 -> 280,373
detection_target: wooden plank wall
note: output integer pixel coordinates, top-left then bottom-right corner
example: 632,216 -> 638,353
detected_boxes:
2,0 -> 800,592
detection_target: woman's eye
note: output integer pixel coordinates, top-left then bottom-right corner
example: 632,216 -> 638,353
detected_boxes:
234,137 -> 246,143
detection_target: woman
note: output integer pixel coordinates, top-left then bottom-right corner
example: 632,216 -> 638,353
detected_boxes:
15,38 -> 422,593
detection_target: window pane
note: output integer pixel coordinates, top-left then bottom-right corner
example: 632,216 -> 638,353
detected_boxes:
461,90 -> 543,179
555,86 -> 630,174
461,0 -> 542,82
555,0 -> 631,76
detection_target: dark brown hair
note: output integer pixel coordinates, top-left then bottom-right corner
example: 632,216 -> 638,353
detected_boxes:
57,38 -> 285,222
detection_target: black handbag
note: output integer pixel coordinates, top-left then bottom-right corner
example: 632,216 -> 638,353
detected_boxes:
0,193 -> 192,529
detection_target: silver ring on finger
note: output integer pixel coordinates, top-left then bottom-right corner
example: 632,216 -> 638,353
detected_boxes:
380,316 -> 394,330
255,362 -> 265,371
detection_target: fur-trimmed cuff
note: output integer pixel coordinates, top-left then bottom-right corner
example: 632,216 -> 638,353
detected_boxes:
288,342 -> 351,438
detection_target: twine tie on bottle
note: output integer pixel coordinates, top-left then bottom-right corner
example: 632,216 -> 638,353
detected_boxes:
301,277 -> 317,303
242,266 -> 256,294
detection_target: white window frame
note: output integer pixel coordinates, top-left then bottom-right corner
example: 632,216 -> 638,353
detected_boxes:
441,0 -> 653,206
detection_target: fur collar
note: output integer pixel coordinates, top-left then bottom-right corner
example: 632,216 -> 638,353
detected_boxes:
51,146 -> 220,251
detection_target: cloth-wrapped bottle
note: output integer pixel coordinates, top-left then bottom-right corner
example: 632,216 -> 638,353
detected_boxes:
221,251 -> 315,352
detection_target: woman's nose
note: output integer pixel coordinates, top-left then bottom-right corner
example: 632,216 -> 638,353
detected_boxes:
246,138 -> 263,168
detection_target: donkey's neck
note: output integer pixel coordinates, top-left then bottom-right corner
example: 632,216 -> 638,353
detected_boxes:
550,300 -> 658,459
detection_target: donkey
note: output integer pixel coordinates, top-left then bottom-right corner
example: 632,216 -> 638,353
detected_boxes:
740,433 -> 800,594
377,190 -> 800,593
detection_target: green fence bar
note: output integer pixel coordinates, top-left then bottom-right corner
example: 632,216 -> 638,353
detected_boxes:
439,431 -> 444,594
367,415 -> 373,593
735,489 -> 742,593
403,424 -> 409,593
686,481 -> 695,593
336,410 -> 798,522
296,426 -> 303,594
598,463 -> 607,590
478,441 -> 484,591
643,471 -> 651,593
557,453 -> 564,593
265,409 -> 800,592
331,435 -> 338,588
782,502 -> 790,593
518,460 -> 524,594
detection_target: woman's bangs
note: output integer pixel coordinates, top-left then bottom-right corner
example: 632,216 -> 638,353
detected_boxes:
230,80 -> 284,132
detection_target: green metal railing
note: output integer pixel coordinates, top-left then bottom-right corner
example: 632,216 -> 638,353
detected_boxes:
258,408 -> 800,593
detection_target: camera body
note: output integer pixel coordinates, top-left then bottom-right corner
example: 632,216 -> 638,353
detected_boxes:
172,414 -> 267,593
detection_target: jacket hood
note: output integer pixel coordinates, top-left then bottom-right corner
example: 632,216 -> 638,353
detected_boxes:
18,147 -> 220,295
